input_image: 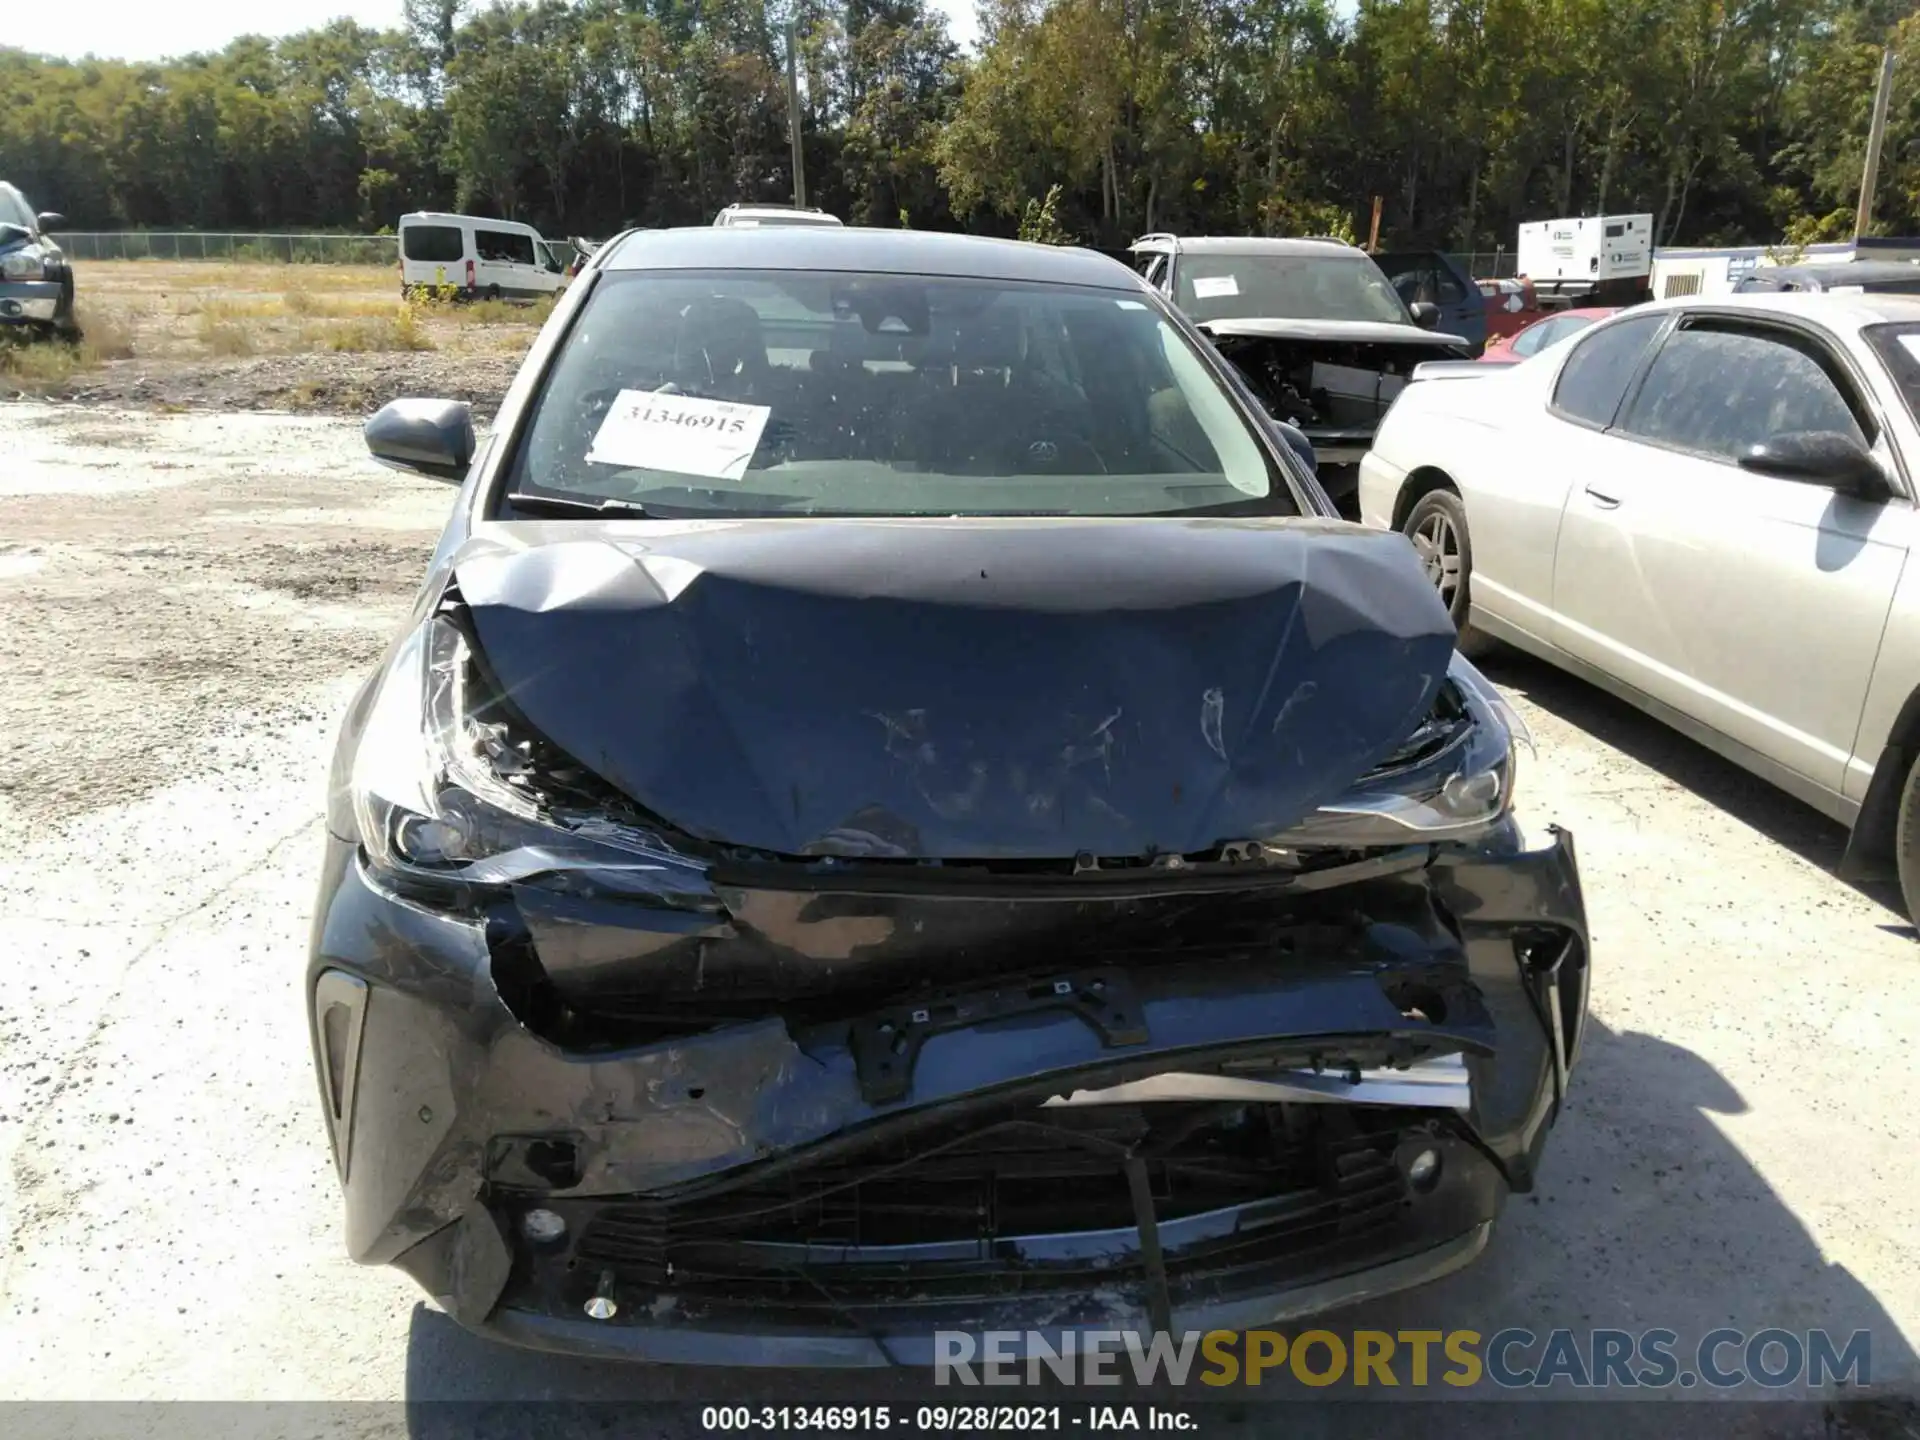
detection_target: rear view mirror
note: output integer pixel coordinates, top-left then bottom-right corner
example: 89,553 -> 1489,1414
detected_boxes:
1738,430 -> 1889,501
1409,301 -> 1441,329
365,399 -> 475,484
36,212 -> 65,231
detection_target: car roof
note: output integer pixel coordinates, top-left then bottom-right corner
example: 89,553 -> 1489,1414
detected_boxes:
600,227 -> 1147,289
1747,260 -> 1920,287
400,212 -> 541,231
1528,307 -> 1617,322
1628,290 -> 1920,330
1128,235 -> 1361,258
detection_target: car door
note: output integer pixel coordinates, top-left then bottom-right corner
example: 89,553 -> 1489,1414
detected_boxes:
473,227 -> 532,297
1377,250 -> 1486,352
1459,313 -> 1670,639
1549,313 -> 1910,799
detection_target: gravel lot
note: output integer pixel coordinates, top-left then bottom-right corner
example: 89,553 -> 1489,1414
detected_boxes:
3,262 -> 537,419
0,402 -> 1915,1436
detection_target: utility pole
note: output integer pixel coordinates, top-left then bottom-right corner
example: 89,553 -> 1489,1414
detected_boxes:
1855,47 -> 1896,238
786,20 -> 808,210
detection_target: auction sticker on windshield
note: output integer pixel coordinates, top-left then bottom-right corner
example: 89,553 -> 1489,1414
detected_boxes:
586,390 -> 771,480
1192,276 -> 1239,298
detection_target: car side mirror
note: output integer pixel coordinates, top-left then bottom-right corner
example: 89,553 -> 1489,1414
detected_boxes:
365,398 -> 475,484
1738,430 -> 1889,501
35,212 -> 65,231
1409,301 -> 1441,329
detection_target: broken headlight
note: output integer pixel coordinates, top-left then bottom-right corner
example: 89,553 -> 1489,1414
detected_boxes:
1262,655 -> 1530,846
350,615 -> 704,889
0,247 -> 52,281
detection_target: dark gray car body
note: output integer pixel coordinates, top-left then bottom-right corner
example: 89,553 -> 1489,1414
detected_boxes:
309,228 -> 1589,1364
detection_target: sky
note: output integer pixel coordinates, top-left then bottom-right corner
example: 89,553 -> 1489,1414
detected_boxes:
13,0 -> 983,62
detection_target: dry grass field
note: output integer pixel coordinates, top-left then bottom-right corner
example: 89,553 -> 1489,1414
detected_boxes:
0,260 -> 550,418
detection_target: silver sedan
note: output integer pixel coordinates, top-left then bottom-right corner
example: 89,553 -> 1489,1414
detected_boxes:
1359,292 -> 1920,916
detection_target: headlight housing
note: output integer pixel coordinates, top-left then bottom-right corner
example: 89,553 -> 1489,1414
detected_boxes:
0,247 -> 50,281
349,614 -> 709,893
1262,655 -> 1528,846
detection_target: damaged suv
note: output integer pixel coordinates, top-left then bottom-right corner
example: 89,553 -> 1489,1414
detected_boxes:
1130,235 -> 1475,514
310,227 -> 1589,1365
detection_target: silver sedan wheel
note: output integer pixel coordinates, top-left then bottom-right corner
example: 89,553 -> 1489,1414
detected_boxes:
1409,511 -> 1462,606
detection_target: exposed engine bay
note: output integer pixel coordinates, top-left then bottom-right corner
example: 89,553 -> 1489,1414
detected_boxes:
1209,335 -> 1468,438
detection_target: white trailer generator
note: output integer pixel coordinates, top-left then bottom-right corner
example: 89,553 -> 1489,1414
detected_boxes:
1516,214 -> 1653,303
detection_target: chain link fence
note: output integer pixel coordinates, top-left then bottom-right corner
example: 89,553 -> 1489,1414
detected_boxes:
51,230 -> 1527,279
1447,250 -> 1521,280
50,232 -> 398,264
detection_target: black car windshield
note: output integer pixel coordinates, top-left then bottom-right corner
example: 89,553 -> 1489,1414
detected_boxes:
1174,254 -> 1411,326
1866,322 -> 1920,426
505,269 -> 1291,516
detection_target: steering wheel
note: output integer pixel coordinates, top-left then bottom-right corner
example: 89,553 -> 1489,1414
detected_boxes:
1015,432 -> 1109,474
1013,398 -> 1109,473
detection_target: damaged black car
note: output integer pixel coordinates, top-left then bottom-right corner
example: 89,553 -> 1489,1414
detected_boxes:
310,226 -> 1588,1366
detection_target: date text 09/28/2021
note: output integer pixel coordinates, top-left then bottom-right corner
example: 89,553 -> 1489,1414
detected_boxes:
700,1407 -> 1193,1432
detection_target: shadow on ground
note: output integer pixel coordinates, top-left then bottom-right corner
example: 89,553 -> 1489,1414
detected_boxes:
1476,649 -> 1909,922
399,1016 -> 1916,1437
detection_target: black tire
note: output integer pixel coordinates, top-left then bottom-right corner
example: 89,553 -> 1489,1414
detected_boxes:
1402,487 -> 1494,656
1893,755 -> 1920,922
51,273 -> 80,339
486,285 -> 502,302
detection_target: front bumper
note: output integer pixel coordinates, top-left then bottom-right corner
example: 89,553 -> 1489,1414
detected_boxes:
0,279 -> 62,324
307,821 -> 1588,1364
1356,451 -> 1406,531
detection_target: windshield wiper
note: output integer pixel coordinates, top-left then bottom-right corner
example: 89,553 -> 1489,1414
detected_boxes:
503,491 -> 652,518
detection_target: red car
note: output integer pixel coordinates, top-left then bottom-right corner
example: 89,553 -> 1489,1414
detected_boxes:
1477,277 -> 1538,340
1479,306 -> 1616,363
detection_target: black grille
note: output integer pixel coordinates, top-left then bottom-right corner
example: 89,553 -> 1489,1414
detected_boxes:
570,1104 -> 1411,1309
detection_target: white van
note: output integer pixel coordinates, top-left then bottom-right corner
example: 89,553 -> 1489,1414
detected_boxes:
397,212 -> 569,300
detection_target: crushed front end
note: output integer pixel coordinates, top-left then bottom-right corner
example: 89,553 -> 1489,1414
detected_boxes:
308,519 -> 1588,1364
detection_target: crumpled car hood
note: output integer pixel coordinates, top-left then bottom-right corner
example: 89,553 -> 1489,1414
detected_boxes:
450,517 -> 1457,859
1200,317 -> 1470,348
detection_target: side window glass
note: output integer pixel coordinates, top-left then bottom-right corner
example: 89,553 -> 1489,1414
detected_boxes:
402,225 -> 464,263
1141,255 -> 1166,289
1388,265 -> 1429,307
1618,324 -> 1868,460
1550,313 -> 1666,427
1383,257 -> 1467,307
477,229 -> 537,266
1512,320 -> 1554,357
